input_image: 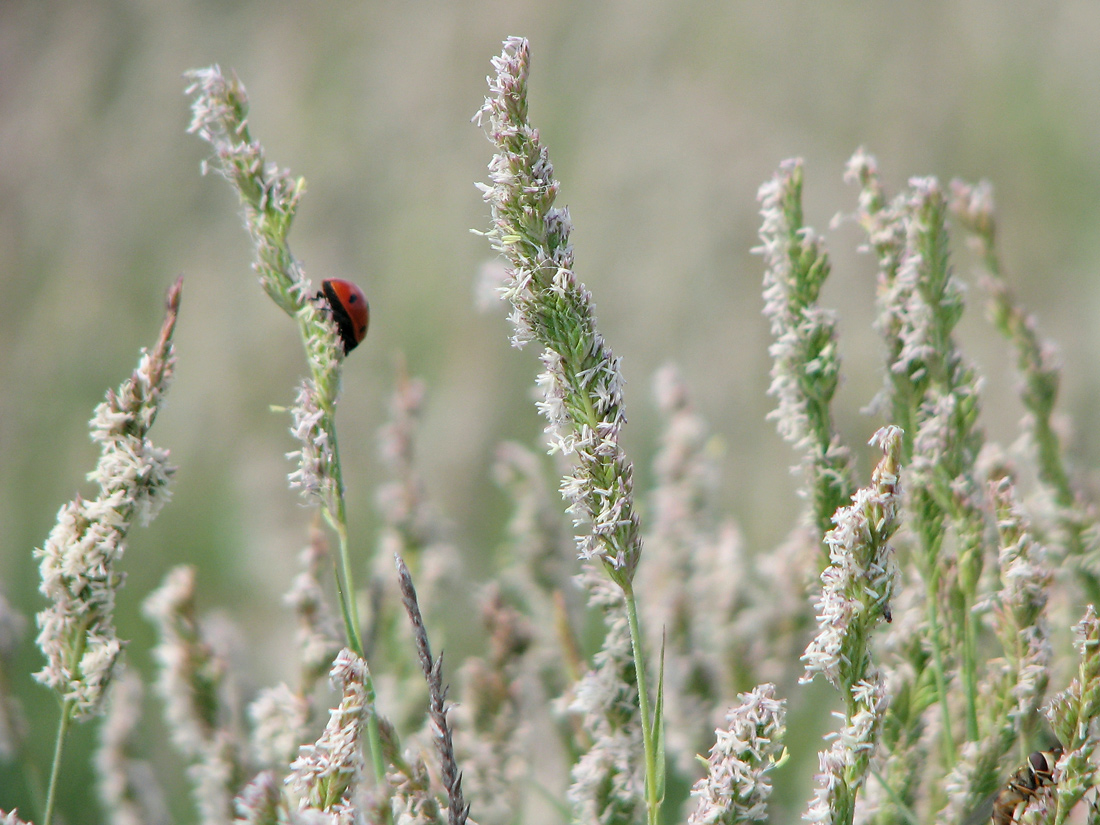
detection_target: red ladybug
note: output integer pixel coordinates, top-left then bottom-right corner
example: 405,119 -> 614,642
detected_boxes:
319,279 -> 370,354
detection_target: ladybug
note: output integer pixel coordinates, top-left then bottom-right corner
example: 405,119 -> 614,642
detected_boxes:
318,279 -> 370,354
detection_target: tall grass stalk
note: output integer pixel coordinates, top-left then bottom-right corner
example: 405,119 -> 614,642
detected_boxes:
476,36 -> 663,825
184,66 -> 384,783
184,67 -> 364,659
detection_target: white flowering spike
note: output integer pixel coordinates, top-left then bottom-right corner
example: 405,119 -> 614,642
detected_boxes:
287,649 -> 370,814
284,532 -> 343,686
187,63 -> 366,668
143,565 -> 243,825
96,669 -> 170,825
249,683 -> 312,769
186,65 -> 348,506
476,36 -> 641,588
688,684 -> 787,825
799,428 -> 900,825
565,568 -> 644,825
756,159 -> 854,543
287,380 -> 340,511
34,277 -> 181,720
801,427 -> 902,689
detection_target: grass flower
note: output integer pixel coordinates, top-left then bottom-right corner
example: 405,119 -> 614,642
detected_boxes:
95,670 -> 170,825
565,567 -> 645,825
641,364 -> 751,771
687,683 -> 787,825
451,589 -> 531,825
1046,607 -> 1100,825
187,66 -> 391,794
373,367 -> 454,606
476,36 -> 662,825
801,426 -> 901,690
949,179 -> 1100,601
186,65 -> 364,661
249,682 -> 313,770
287,648 -> 372,817
801,426 -> 902,825
848,156 -> 989,760
233,771 -> 282,825
492,440 -> 569,595
757,160 -> 855,546
35,279 -> 180,719
33,276 -> 181,825
285,526 -> 345,691
934,474 -> 1054,825
475,37 -> 640,588
143,565 -> 244,825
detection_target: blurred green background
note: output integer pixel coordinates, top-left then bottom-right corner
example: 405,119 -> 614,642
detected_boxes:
3,2 -> 1100,822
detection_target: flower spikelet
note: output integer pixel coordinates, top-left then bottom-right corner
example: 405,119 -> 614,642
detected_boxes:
186,67 -> 308,317
950,178 -> 1098,582
186,66 -> 347,512
933,475 -> 1055,825
386,751 -> 445,825
757,159 -> 854,544
234,771 -> 283,825
249,683 -> 312,769
1046,607 -> 1100,825
565,568 -> 644,825
34,278 -> 181,719
288,649 -> 370,815
804,679 -> 889,825
801,427 -> 902,689
284,530 -> 343,686
95,670 -> 170,825
287,380 -> 340,511
991,476 -> 1052,718
143,565 -> 243,825
688,684 -> 787,825
476,36 -> 641,587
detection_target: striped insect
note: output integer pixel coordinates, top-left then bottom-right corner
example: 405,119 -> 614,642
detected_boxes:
991,748 -> 1061,825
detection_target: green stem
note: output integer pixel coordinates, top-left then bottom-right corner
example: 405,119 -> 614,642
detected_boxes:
328,503 -> 385,787
319,420 -> 387,790
43,699 -> 74,825
328,499 -> 364,659
359,659 -> 388,786
623,584 -> 660,825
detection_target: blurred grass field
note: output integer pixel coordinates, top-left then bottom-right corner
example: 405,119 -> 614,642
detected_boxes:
3,3 -> 1100,822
